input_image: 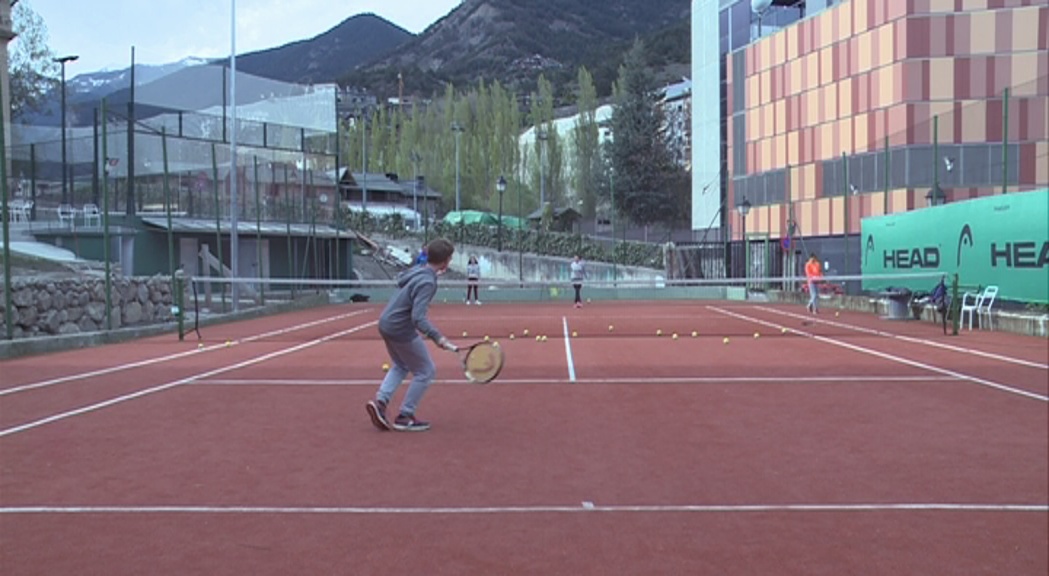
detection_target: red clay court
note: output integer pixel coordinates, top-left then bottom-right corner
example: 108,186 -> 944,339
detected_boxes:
1,300 -> 1046,575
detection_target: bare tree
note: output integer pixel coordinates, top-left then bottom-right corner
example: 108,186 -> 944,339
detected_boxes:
8,0 -> 58,120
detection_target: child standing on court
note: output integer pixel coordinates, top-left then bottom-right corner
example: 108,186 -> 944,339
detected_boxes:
366,238 -> 458,432
465,255 -> 481,305
570,255 -> 586,308
805,253 -> 823,315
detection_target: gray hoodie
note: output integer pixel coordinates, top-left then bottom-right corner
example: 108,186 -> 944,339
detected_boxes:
378,265 -> 444,343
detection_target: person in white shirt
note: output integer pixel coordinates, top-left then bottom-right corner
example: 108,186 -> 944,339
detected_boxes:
465,256 -> 481,305
570,255 -> 586,308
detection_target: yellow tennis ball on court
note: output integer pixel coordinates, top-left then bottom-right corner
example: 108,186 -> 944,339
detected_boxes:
225,340 -> 232,347
197,343 -> 204,350
691,331 -> 698,338
571,331 -> 578,338
723,337 -> 730,344
509,333 -> 515,340
484,335 -> 490,342
656,329 -> 663,336
754,332 -> 760,339
781,327 -> 788,334
462,331 -> 468,337
536,335 -> 541,342
541,335 -> 548,342
672,333 -> 678,340
523,329 -> 530,336
835,311 -> 840,317
381,363 -> 390,372
608,325 -> 614,332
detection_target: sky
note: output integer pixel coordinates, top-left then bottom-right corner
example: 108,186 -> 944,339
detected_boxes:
20,0 -> 463,75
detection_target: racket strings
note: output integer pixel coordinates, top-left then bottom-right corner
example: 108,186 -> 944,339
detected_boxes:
464,344 -> 504,382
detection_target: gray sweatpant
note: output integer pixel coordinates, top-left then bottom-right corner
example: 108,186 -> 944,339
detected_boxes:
377,335 -> 436,416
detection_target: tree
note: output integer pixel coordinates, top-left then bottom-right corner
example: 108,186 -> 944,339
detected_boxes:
571,66 -> 601,219
8,1 -> 59,120
606,39 -> 678,229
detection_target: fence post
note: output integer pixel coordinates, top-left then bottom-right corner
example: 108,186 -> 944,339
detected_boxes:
1,84 -> 12,340
950,273 -> 961,336
1001,87 -> 1009,195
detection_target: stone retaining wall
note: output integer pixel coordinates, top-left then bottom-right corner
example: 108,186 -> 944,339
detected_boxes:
1,274 -> 176,339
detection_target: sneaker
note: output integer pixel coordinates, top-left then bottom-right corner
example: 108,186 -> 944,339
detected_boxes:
466,300 -> 471,305
365,399 -> 390,431
393,412 -> 431,432
475,300 -> 481,306
574,302 -> 582,308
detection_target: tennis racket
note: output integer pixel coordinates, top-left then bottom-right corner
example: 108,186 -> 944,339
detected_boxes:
454,340 -> 505,384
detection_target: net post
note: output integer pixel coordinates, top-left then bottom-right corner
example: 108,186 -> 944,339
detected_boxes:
175,270 -> 185,341
950,273 -> 961,336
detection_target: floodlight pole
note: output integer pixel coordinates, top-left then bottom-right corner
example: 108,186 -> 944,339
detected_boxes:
452,121 -> 463,212
497,175 -> 507,251
53,55 -> 78,205
229,0 -> 240,311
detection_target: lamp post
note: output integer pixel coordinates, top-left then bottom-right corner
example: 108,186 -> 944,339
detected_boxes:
536,129 -> 548,209
54,54 -> 79,205
452,121 -> 464,212
737,197 -> 751,297
497,175 -> 507,251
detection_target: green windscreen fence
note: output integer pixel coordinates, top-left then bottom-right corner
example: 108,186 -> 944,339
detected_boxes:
861,189 -> 1048,303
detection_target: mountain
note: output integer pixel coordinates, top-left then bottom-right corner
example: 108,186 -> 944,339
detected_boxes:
229,13 -> 413,85
342,0 -> 691,100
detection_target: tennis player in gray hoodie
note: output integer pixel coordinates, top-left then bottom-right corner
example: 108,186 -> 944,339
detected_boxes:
366,238 -> 457,432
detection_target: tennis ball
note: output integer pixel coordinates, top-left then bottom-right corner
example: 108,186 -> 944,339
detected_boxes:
536,335 -> 542,342
571,331 -> 578,338
523,329 -> 530,336
484,335 -> 490,342
723,337 -> 730,344
608,325 -> 614,332
462,331 -> 468,337
672,333 -> 678,340
509,333 -> 515,340
691,331 -> 698,338
656,329 -> 663,336
541,335 -> 548,342
835,311 -> 840,317
781,327 -> 788,334
197,343 -> 204,350
225,340 -> 232,347
382,363 -> 390,372
754,332 -> 760,339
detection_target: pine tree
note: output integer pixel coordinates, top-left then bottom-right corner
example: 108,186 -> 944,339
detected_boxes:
607,39 -> 678,228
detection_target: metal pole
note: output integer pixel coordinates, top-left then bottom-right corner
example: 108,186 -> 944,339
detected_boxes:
254,155 -> 263,304
127,48 -> 136,215
211,142 -> 225,312
453,122 -> 463,212
842,151 -> 849,291
539,131 -> 546,208
163,127 -> 174,280
1002,87 -> 1009,195
101,99 -> 112,331
1,84 -> 12,339
362,119 -> 368,210
611,168 -> 617,286
229,0 -> 240,312
883,136 -> 889,215
933,116 -> 939,194
498,189 -> 504,252
517,172 -> 523,284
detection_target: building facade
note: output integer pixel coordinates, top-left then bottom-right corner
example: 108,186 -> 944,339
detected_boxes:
694,0 -> 1048,274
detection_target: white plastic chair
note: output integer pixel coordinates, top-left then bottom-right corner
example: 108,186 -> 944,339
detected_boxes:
82,203 -> 101,227
57,204 -> 76,227
959,285 -> 999,330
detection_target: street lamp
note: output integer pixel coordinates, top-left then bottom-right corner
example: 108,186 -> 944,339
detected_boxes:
54,54 -> 79,205
452,121 -> 464,212
497,175 -> 507,251
536,129 -> 548,208
737,197 -> 751,293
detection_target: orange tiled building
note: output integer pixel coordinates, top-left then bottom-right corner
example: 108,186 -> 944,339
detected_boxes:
724,0 -> 1048,245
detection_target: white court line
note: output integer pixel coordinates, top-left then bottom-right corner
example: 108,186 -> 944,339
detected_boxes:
0,320 -> 379,438
758,306 -> 1049,370
562,317 -> 577,382
0,308 -> 375,397
1,502 -> 1044,515
197,375 -> 961,387
709,306 -> 1048,403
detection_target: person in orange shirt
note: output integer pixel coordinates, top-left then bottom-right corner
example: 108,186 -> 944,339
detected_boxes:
804,253 -> 823,314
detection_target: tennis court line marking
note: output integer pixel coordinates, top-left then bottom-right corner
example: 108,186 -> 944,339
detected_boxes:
195,375 -> 961,386
1,503 -> 1044,515
756,306 -> 1049,370
562,317 -> 577,382
0,309 -> 376,398
709,306 -> 1048,403
0,320 -> 379,439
